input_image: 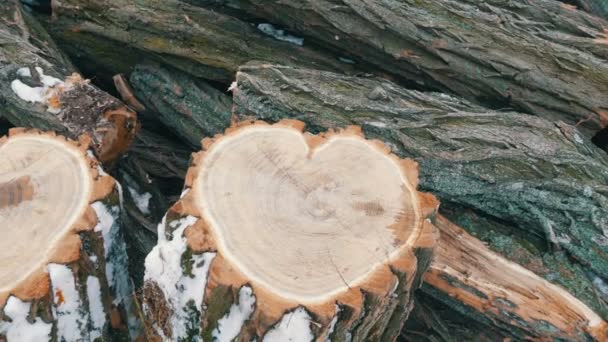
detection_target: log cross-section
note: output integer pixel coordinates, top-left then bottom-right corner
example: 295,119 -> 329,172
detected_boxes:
143,120 -> 439,341
0,128 -> 138,341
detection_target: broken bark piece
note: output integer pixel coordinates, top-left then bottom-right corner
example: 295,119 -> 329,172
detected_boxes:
205,0 -> 608,137
43,0 -> 354,84
423,215 -> 608,341
232,64 -> 608,318
142,120 -> 439,341
0,1 -> 137,163
0,128 -> 138,340
129,63 -> 232,147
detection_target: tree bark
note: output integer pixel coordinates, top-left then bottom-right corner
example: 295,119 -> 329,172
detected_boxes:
194,0 -> 608,138
0,1 -> 137,163
142,120 -> 439,341
422,215 -> 607,341
231,63 -> 608,319
42,0 -> 355,86
570,1 -> 608,20
0,129 -> 138,341
129,63 -> 232,148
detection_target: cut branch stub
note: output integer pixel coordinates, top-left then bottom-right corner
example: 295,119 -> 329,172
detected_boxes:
143,120 -> 439,341
0,128 -> 137,340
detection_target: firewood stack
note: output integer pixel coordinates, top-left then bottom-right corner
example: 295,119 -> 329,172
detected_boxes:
1,0 -> 607,340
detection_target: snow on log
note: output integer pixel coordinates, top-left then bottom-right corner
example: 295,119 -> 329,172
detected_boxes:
142,120 -> 439,341
423,215 -> 608,341
0,1 -> 137,163
0,129 -> 138,340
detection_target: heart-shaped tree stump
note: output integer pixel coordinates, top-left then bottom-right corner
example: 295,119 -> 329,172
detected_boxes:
143,120 -> 439,341
0,128 -> 137,341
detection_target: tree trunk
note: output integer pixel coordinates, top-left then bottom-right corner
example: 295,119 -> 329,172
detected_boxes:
42,0 -> 355,86
0,128 -> 138,341
422,215 -> 607,341
0,1 -> 137,163
194,0 -> 608,139
142,120 -> 439,341
231,63 -> 608,319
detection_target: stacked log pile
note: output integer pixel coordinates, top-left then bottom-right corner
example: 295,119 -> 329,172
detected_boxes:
0,0 -> 607,340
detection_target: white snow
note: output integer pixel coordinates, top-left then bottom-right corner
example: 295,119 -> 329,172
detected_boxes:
212,286 -> 256,341
592,276 -> 608,297
227,81 -> 238,92
367,121 -> 387,128
11,67 -> 64,112
128,186 -> 152,215
91,201 -> 139,338
144,215 -> 216,340
48,263 -> 89,341
325,305 -> 341,342
263,307 -> 313,342
0,296 -> 52,342
87,276 -> 106,340
257,23 -> 304,46
180,188 -> 190,199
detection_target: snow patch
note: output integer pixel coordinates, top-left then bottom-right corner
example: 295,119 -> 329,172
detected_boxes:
49,263 -> 89,341
367,121 -> 387,128
212,286 -> 256,341
263,307 -> 313,342
592,276 -> 608,297
92,201 -> 139,338
11,67 -> 65,113
144,215 -> 216,340
0,296 -> 52,342
325,305 -> 341,342
257,23 -> 304,46
128,186 -> 152,215
228,81 -> 238,92
87,276 -> 106,340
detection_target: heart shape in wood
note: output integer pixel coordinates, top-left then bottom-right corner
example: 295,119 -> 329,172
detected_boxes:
193,122 -> 421,302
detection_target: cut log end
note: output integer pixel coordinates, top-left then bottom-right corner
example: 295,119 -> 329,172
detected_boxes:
0,128 -> 106,304
143,120 -> 439,340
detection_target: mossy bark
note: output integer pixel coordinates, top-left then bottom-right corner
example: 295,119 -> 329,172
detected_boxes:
231,64 -> 608,322
129,63 -> 232,148
41,0 -> 355,85
193,0 -> 608,138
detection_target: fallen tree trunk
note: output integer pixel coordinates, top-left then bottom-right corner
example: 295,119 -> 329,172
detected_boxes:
0,128 -> 137,340
0,1 -> 137,163
142,120 -> 439,341
196,0 -> 608,138
423,215 -> 607,341
231,63 -> 608,319
42,0 -> 355,85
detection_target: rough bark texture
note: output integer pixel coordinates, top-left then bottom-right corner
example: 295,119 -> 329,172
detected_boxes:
129,63 -> 232,147
195,0 -> 608,138
0,1 -> 137,163
43,0 -> 355,85
231,64 -> 608,320
423,215 -> 607,341
0,129 -> 137,341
